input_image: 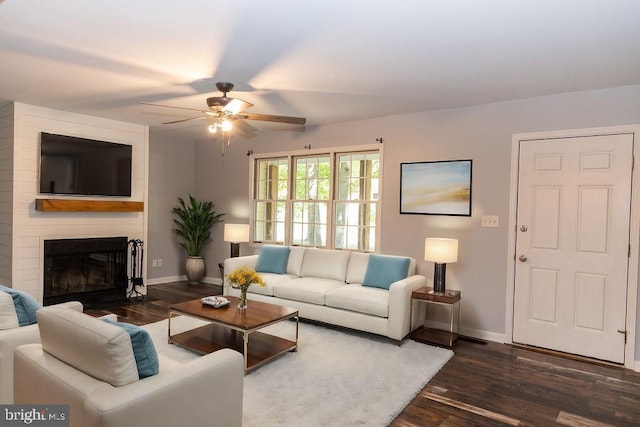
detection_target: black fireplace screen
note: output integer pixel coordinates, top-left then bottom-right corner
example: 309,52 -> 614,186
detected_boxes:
43,237 -> 128,307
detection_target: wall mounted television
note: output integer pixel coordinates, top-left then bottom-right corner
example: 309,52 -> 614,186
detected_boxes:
39,132 -> 132,197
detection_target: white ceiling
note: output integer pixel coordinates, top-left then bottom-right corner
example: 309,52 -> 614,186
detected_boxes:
1,0 -> 639,139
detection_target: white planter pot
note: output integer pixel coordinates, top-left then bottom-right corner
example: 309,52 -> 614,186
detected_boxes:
185,256 -> 206,284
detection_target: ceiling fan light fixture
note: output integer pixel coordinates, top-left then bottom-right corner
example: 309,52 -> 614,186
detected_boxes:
221,120 -> 233,132
208,124 -> 218,134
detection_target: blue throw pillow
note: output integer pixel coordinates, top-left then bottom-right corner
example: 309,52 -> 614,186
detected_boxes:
362,255 -> 411,290
0,285 -> 40,326
103,319 -> 159,379
255,246 -> 291,274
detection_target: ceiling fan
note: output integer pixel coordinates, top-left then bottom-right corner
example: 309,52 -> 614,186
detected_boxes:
142,82 -> 306,154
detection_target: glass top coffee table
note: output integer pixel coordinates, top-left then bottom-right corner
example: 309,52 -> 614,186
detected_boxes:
168,296 -> 298,373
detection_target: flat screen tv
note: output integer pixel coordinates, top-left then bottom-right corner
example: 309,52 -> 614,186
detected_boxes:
39,132 -> 132,197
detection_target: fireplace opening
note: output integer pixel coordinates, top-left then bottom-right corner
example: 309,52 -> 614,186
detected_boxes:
43,237 -> 128,307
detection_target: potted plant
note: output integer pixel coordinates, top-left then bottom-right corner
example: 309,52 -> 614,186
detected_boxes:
172,195 -> 224,284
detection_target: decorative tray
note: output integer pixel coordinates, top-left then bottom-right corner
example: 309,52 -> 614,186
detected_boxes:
201,296 -> 229,308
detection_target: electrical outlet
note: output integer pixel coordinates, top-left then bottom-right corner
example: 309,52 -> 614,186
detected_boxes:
481,215 -> 499,227
157,259 -> 163,267
152,259 -> 158,267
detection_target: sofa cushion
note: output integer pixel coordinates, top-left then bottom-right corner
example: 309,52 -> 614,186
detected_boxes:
0,285 -> 40,326
346,252 -> 370,284
103,319 -> 159,379
0,290 -> 19,329
325,284 -> 389,318
255,245 -> 291,274
300,249 -> 350,282
247,273 -> 297,296
286,246 -> 306,276
362,254 -> 411,289
36,307 -> 139,387
273,277 -> 345,305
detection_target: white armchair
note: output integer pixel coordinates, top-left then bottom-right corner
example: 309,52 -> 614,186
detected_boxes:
0,300 -> 83,403
14,307 -> 244,427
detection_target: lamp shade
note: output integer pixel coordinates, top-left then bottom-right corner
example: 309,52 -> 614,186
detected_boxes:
224,224 -> 250,243
424,238 -> 458,263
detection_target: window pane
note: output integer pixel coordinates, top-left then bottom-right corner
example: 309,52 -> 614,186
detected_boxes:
291,201 -> 327,246
294,156 -> 330,201
255,158 -> 288,200
337,152 -> 379,201
333,202 -> 376,252
254,201 -> 286,243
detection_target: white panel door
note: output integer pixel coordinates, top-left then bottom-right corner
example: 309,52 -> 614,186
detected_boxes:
513,134 -> 633,363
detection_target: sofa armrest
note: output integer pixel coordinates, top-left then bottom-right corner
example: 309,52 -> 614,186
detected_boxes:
84,349 -> 244,427
387,275 -> 427,341
224,255 -> 258,293
0,324 -> 41,403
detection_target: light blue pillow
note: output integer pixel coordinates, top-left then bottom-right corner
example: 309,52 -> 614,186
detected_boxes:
255,246 -> 291,274
103,319 -> 159,379
0,285 -> 40,326
362,255 -> 411,290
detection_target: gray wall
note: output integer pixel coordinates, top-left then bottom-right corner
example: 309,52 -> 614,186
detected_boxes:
148,84 -> 640,357
147,130 -> 196,282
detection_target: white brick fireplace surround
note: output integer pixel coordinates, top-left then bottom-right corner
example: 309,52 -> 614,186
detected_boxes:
0,102 -> 149,303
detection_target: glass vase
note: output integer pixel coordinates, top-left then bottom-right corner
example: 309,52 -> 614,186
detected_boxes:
237,288 -> 248,310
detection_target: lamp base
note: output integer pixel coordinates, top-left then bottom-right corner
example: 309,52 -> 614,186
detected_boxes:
230,242 -> 240,258
432,263 -> 447,293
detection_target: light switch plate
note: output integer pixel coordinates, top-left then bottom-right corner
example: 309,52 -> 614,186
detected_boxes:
481,215 -> 499,227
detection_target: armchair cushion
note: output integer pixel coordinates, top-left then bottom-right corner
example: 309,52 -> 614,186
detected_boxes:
362,255 -> 410,290
37,307 -> 139,387
102,319 -> 159,379
0,285 -> 39,326
0,291 -> 19,330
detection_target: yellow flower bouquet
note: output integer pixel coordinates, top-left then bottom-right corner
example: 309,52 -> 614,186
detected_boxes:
226,267 -> 265,309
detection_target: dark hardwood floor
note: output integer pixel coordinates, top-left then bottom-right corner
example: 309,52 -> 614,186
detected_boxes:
88,282 -> 640,426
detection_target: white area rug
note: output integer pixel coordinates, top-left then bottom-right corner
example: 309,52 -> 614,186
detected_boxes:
143,316 -> 453,427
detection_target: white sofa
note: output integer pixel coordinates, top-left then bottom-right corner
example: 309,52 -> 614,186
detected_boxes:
224,247 -> 426,341
0,300 -> 83,403
14,307 -> 244,427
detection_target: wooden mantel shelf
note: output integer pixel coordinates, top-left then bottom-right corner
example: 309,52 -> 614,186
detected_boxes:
35,198 -> 144,213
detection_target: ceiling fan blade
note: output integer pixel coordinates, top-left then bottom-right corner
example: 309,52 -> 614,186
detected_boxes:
161,116 -> 208,125
241,113 -> 306,125
233,119 -> 259,134
141,102 -> 205,113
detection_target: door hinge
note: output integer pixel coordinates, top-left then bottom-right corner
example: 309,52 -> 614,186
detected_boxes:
629,244 -> 632,257
618,329 -> 628,344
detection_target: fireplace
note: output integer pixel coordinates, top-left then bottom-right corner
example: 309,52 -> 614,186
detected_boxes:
43,237 -> 128,307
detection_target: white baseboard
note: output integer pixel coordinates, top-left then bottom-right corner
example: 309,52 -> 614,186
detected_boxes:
422,320 -> 507,344
634,360 -> 640,372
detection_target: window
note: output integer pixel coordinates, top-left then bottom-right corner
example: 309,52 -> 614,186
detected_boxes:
254,158 -> 288,244
252,148 -> 380,252
292,156 -> 330,246
334,152 -> 379,252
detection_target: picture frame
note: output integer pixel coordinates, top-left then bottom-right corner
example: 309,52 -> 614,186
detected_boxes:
400,159 -> 472,216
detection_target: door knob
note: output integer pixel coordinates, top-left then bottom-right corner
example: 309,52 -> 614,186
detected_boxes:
520,225 -> 528,232
519,255 -> 528,262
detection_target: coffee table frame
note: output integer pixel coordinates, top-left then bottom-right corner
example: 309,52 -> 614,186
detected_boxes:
168,296 -> 298,373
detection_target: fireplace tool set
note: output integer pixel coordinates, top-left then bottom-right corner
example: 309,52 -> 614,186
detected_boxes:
127,239 -> 145,301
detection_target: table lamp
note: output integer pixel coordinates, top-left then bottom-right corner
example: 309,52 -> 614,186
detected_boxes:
424,238 -> 458,293
224,224 -> 250,258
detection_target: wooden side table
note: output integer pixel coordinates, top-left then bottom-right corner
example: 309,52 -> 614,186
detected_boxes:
410,286 -> 461,347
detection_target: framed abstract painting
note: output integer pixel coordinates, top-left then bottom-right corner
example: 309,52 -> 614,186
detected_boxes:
400,159 -> 472,216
